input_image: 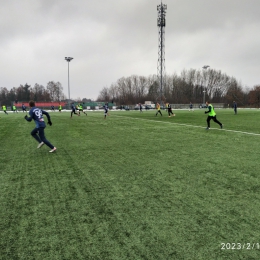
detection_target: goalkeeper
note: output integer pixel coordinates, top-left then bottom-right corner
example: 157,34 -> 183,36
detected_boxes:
24,100 -> 56,153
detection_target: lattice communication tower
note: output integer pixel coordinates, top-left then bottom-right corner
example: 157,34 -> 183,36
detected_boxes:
157,1 -> 167,105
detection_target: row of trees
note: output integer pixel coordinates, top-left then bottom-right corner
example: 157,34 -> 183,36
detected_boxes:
1,69 -> 260,107
0,81 -> 65,105
97,68 -> 260,107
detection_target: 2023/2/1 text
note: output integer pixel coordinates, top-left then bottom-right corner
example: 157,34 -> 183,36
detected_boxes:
221,243 -> 260,250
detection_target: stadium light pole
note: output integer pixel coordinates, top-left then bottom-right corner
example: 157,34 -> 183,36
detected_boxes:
65,57 -> 73,108
202,65 -> 210,104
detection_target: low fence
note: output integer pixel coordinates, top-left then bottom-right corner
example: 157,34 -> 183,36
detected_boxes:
14,102 -> 67,109
2,102 -> 227,111
126,103 -> 226,110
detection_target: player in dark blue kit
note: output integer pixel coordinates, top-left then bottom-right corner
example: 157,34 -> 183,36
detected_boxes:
189,102 -> 194,112
71,103 -> 79,118
25,100 -> 56,153
22,104 -> 27,113
103,103 -> 108,119
233,101 -> 237,115
139,103 -> 143,113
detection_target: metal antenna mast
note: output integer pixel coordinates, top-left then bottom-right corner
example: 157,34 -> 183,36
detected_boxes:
157,1 -> 167,105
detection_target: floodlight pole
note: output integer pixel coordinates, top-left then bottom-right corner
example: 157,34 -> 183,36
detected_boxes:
202,65 -> 210,104
65,57 -> 73,108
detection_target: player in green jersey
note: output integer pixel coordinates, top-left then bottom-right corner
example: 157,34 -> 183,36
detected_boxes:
204,101 -> 223,130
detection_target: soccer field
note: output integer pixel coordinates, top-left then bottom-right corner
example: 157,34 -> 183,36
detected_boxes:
1,109 -> 260,259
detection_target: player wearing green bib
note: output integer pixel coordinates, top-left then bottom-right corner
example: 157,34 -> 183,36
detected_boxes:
2,105 -> 8,115
13,105 -> 18,113
204,101 -> 223,130
78,104 -> 87,116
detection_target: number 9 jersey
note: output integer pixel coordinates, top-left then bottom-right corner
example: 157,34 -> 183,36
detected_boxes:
26,106 -> 51,128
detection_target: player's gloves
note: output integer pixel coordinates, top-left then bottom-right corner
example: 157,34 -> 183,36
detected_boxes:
48,121 -> 52,126
204,111 -> 207,114
24,115 -> 28,119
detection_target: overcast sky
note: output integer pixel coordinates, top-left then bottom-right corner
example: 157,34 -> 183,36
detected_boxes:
1,0 -> 259,100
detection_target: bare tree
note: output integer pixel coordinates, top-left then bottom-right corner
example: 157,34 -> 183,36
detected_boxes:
46,81 -> 64,101
96,70 -> 258,106
248,85 -> 260,108
97,87 -> 111,101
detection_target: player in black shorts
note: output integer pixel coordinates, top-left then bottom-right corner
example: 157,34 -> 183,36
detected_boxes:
167,104 -> 175,117
189,102 -> 194,112
104,104 -> 108,119
22,104 -> 27,113
139,103 -> 143,113
78,104 -> 87,116
71,103 -> 79,118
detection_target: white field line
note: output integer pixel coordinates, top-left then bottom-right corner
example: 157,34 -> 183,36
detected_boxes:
113,115 -> 260,137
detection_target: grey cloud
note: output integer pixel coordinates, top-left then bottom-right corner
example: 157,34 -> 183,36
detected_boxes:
0,0 -> 260,99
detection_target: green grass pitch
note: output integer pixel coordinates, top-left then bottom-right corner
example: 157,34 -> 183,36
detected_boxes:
1,108 -> 260,260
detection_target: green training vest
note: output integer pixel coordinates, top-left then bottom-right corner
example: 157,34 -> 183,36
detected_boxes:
208,104 -> 216,116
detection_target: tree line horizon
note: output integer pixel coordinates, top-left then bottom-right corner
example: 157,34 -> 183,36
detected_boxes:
1,68 -> 260,107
